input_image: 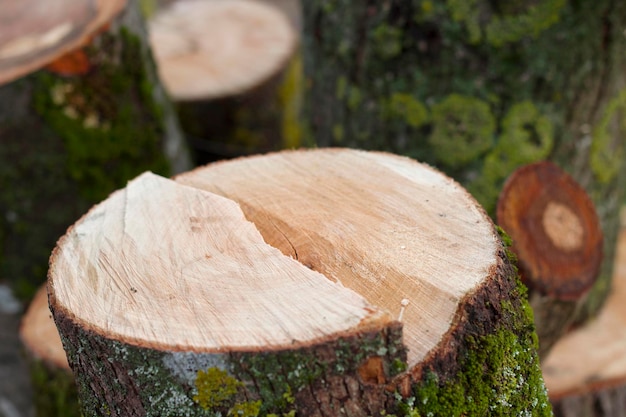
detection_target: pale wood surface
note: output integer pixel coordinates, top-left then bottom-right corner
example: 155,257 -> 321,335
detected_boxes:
149,0 -> 297,100
543,224 -> 626,398
49,171 -> 388,352
0,0 -> 126,84
176,149 -> 499,366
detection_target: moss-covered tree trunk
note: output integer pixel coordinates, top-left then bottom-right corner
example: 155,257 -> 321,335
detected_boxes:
0,0 -> 191,300
301,0 -> 626,325
49,149 -> 551,416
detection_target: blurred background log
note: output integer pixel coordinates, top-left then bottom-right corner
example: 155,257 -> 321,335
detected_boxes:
497,161 -> 603,357
542,214 -> 626,416
147,0 -> 299,164
300,0 -> 626,327
20,285 -> 79,417
0,0 -> 191,300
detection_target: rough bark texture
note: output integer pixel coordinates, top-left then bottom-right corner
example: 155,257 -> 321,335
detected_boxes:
0,0 -> 191,300
48,149 -> 551,416
53,306 -> 408,417
301,0 -> 626,325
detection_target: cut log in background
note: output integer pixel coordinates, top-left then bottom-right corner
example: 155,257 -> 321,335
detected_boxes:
299,0 -> 626,327
542,216 -> 626,416
20,285 -> 79,417
48,149 -> 550,416
497,161 -> 603,357
148,0 -> 299,164
0,0 -> 191,300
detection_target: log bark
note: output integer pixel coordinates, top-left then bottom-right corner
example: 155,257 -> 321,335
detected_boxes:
148,0 -> 299,164
20,285 -> 79,417
0,0 -> 191,299
49,149 -> 551,416
543,223 -> 626,416
300,0 -> 626,326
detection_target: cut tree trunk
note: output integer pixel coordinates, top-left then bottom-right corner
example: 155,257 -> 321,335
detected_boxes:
542,221 -> 626,416
148,0 -> 299,164
497,161 -> 603,357
20,285 -> 79,417
300,0 -> 626,326
0,0 -> 191,299
49,149 -> 551,416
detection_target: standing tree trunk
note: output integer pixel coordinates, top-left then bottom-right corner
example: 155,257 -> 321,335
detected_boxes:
0,0 -> 191,299
49,149 -> 551,416
300,0 -> 626,327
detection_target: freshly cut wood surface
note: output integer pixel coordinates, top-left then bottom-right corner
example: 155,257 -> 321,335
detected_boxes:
20,285 -> 69,370
0,0 -> 126,84
149,0 -> 297,101
49,172 -> 388,352
48,149 -> 550,416
543,223 -> 626,414
177,149 -> 498,366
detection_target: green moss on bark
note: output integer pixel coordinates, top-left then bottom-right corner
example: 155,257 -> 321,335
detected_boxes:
33,28 -> 170,202
429,94 -> 495,167
407,325 -> 549,416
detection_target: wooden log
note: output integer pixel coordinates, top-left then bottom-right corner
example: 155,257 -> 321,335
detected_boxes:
148,0 -> 299,164
49,149 -> 551,416
542,222 -> 626,416
299,0 -> 626,326
20,285 -> 80,417
0,0 -> 191,299
497,161 -> 603,357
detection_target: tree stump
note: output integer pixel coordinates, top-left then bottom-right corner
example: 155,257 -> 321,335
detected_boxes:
0,0 -> 191,299
20,285 -> 80,417
300,0 -> 626,325
542,223 -> 626,416
497,161 -> 603,357
49,149 -> 551,416
148,0 -> 299,164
